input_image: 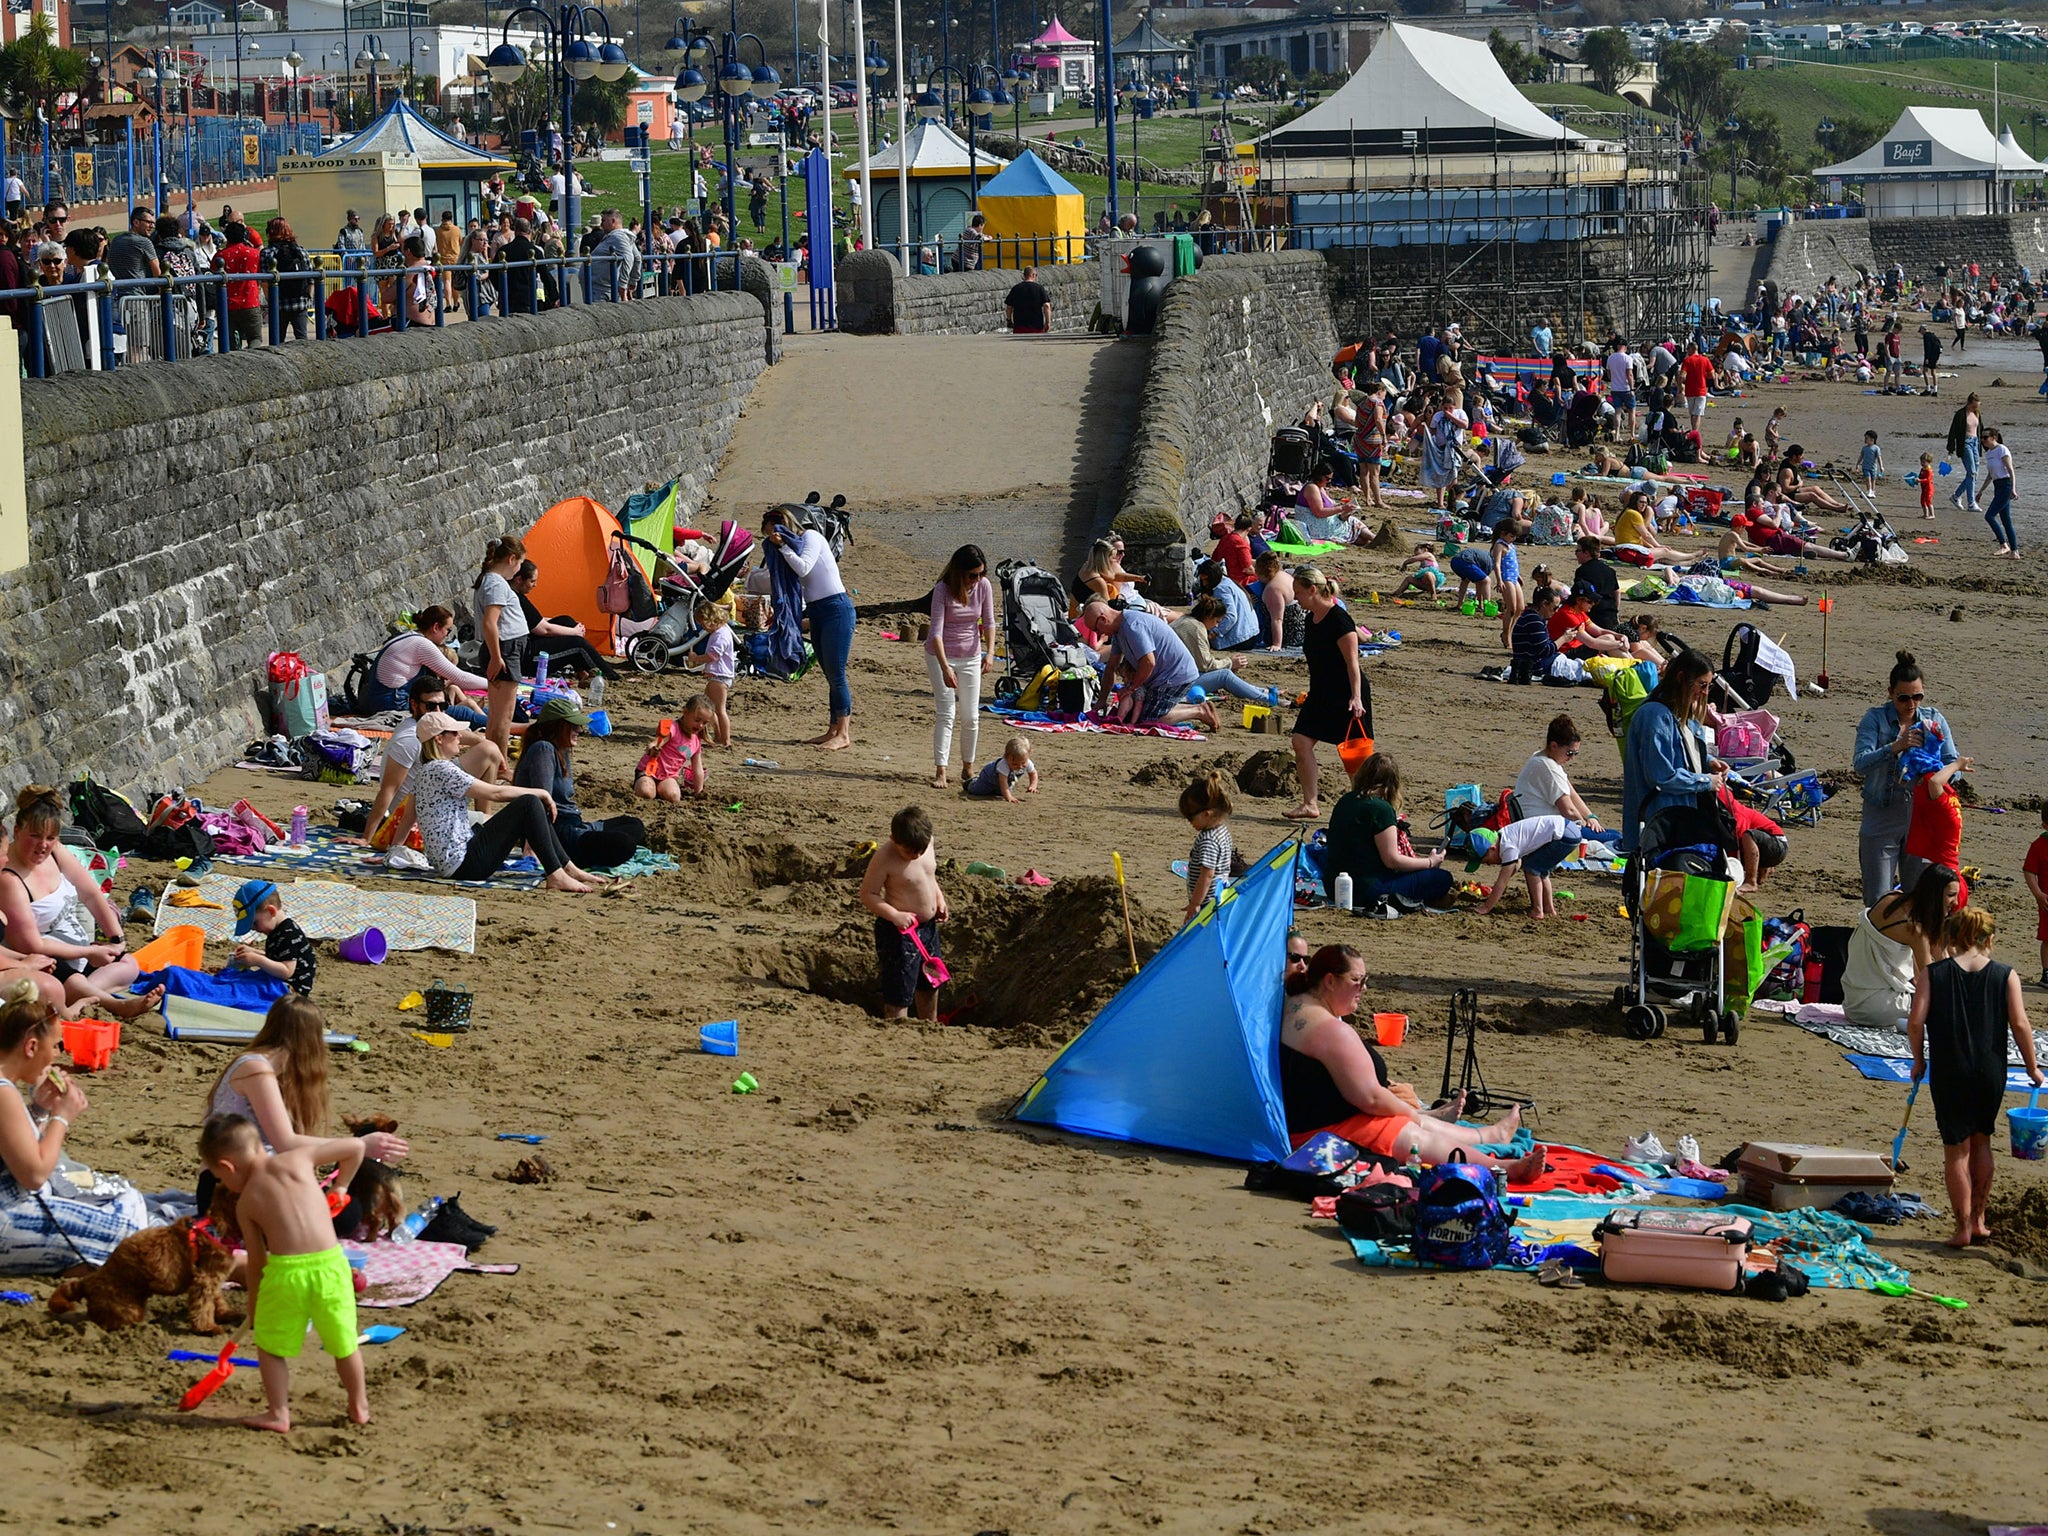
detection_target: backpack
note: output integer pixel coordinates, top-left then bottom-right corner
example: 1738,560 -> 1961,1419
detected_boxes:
1334,1180 -> 1419,1242
1760,909 -> 1811,1000
1411,1162 -> 1514,1269
598,540 -> 658,621
143,817 -> 216,864
67,776 -> 149,851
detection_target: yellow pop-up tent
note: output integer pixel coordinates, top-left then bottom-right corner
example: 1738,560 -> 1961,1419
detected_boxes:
978,150 -> 1087,268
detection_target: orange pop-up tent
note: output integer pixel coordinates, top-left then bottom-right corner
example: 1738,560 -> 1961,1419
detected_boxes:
523,496 -> 623,655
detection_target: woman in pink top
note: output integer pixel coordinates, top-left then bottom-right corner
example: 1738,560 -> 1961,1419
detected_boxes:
926,544 -> 995,789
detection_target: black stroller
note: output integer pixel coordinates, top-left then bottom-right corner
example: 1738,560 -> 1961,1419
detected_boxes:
993,559 -> 1097,707
618,520 -> 756,673
1614,797 -> 1743,1045
773,491 -> 853,559
1269,427 -> 1317,480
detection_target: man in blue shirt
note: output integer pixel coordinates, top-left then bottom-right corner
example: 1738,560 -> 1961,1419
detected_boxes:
1082,600 -> 1218,731
1852,661 -> 1959,905
1417,324 -> 1444,385
1531,320 -> 1554,361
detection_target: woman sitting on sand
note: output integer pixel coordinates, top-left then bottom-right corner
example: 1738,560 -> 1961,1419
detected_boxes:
1249,553 -> 1302,650
1295,465 -> 1370,545
1281,945 -> 1543,1177
1076,539 -> 1178,623
1774,455 -> 1851,514
1844,865 -> 1962,1033
1729,505 -> 1853,565
359,606 -> 489,724
407,712 -> 606,893
0,787 -> 162,1021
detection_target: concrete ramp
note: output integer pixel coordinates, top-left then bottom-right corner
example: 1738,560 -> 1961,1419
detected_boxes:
708,331 -> 1144,573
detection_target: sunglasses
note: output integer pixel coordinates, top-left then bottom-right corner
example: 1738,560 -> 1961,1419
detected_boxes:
1895,692 -> 1925,703
1286,951 -> 1309,965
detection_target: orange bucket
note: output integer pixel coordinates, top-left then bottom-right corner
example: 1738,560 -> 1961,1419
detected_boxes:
1372,1012 -> 1408,1048
62,1017 -> 121,1071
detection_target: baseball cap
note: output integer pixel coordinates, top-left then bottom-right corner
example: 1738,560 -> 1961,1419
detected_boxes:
413,710 -> 462,743
232,878 -> 279,936
536,697 -> 590,729
1464,827 -> 1497,873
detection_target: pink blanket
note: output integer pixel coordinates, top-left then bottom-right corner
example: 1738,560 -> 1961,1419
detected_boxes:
342,1237 -> 518,1308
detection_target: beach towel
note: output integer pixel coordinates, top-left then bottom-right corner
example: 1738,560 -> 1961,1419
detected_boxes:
153,874 -> 478,955
130,965 -> 289,1012
1770,1000 -> 2034,1068
1844,1052 -> 2044,1093
984,703 -> 1204,740
342,1236 -> 518,1308
213,824 -> 677,890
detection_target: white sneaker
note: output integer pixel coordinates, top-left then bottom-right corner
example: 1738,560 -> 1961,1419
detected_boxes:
385,846 -> 430,871
1623,1131 -> 1669,1164
1676,1134 -> 1702,1167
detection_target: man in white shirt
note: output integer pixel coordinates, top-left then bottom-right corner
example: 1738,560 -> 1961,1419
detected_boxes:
1605,337 -> 1637,443
365,677 -> 507,845
3,171 -> 24,220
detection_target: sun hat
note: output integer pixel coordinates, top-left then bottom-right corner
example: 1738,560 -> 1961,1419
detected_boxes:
536,697 -> 590,729
413,710 -> 462,742
232,878 -> 279,936
1464,827 -> 1497,873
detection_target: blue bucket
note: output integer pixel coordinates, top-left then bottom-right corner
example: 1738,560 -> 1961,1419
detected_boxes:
699,1019 -> 739,1056
2009,1106 -> 2048,1160
586,708 -> 611,737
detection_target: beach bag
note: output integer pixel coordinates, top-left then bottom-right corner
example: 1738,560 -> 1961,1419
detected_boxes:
273,671 -> 330,741
67,775 -> 148,850
1760,910 -> 1810,999
1411,1162 -> 1512,1269
1336,719 -> 1375,776
1716,719 -> 1770,762
1642,870 -> 1736,952
598,540 -> 658,622
1014,664 -> 1060,713
142,817 -> 215,865
1334,1180 -> 1418,1242
1530,502 -> 1572,545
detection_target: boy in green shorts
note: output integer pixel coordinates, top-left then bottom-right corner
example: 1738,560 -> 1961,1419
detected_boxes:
198,1113 -> 369,1431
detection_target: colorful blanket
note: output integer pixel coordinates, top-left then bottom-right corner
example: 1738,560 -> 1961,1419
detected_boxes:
984,704 -> 1204,740
1769,999 -> 2033,1068
154,874 -> 478,955
213,825 -> 677,891
1844,1052 -> 2044,1093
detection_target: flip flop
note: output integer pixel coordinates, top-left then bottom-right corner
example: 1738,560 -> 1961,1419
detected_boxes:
1016,869 -> 1052,887
1535,1259 -> 1584,1289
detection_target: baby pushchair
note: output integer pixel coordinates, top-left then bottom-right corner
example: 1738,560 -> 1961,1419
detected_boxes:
1269,427 -> 1317,481
993,558 -> 1097,707
776,491 -> 853,559
618,520 -> 755,673
1615,799 -> 1742,1045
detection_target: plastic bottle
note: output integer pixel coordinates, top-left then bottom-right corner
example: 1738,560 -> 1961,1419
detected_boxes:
1405,1139 -> 1424,1182
533,650 -> 550,689
1803,953 -> 1823,1004
1333,872 -> 1354,912
586,673 -> 605,709
391,1195 -> 442,1245
289,805 -> 308,846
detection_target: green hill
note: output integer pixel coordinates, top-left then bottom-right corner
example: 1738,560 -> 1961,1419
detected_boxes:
1736,56 -> 2048,167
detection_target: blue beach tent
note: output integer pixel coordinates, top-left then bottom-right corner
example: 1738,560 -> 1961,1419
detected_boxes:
1014,838 -> 1299,1162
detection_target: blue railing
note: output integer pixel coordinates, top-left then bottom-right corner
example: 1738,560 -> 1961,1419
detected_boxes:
6,247 -> 759,377
13,122 -> 324,210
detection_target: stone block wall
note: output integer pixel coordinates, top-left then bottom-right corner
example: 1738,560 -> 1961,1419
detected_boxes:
4,291 -> 770,796
835,248 -> 1099,336
1868,213 -> 2048,280
1763,217 -> 1878,294
1112,251 -> 1337,601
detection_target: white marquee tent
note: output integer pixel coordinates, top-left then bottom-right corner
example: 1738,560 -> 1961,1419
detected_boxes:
1816,105 -> 2041,217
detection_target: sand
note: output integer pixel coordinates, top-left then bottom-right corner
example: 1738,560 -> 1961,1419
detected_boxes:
5,334 -> 2048,1535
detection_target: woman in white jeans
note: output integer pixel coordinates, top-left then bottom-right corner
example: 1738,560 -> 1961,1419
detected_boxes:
926,544 -> 995,789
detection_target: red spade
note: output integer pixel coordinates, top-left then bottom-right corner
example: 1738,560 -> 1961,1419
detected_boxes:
178,1338 -> 241,1412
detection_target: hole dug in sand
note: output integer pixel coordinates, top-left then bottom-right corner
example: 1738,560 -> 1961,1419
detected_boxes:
764,875 -> 1178,1043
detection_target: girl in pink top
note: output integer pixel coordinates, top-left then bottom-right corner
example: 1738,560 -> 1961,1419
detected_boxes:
926,544 -> 995,789
632,697 -> 713,801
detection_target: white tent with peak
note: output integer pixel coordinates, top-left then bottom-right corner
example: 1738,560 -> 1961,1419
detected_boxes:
1256,22 -> 1600,158
1816,106 -> 2041,217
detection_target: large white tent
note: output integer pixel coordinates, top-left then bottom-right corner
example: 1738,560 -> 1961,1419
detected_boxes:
1256,22 -> 1598,160
1815,106 -> 2040,217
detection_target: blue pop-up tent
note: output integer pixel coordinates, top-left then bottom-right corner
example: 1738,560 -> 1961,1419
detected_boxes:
1013,838 -> 1299,1162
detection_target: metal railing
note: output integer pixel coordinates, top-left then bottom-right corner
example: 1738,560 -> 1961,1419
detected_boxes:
5,247 -> 760,377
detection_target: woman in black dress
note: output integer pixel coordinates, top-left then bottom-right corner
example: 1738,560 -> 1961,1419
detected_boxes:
1285,566 -> 1370,822
1910,905 -> 2041,1249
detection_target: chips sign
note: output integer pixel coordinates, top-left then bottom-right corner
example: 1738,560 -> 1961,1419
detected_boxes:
243,133 -> 261,167
1884,139 -> 1932,167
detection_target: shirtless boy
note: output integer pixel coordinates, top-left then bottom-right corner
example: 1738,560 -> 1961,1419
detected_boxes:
198,1113 -> 369,1432
858,805 -> 950,1021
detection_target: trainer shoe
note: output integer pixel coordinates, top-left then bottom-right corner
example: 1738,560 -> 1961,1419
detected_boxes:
1676,1133 -> 1702,1167
1622,1131 -> 1669,1164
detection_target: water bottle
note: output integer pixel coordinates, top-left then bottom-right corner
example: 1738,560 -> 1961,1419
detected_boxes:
392,1195 -> 442,1245
1405,1139 -> 1424,1182
1333,872 -> 1354,913
586,673 -> 604,708
289,805 -> 308,845
533,650 -> 550,689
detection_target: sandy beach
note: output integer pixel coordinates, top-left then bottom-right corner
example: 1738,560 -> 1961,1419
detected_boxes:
2,332 -> 2047,1535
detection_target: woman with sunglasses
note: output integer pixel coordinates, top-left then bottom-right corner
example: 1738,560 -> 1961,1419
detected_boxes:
1515,713 -> 1618,845
1854,651 -> 1962,906
1281,945 -> 1541,1175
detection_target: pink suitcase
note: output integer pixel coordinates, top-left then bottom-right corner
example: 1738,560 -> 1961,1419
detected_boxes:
1596,1208 -> 1752,1292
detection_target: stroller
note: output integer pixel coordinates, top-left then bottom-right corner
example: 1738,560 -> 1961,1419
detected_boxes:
993,559 -> 1097,707
774,491 -> 853,560
1615,798 -> 1743,1045
616,520 -> 756,673
1269,427 -> 1317,481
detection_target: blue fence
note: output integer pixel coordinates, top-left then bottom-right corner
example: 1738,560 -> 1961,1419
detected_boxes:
10,122 -> 323,210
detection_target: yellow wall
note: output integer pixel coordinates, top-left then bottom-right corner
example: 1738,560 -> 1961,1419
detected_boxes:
277,153 -> 425,260
981,191 -> 1087,267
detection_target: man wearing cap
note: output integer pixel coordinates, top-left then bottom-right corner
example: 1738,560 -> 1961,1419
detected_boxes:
365,674 -> 508,853
230,879 -> 317,995
1467,814 -> 1583,919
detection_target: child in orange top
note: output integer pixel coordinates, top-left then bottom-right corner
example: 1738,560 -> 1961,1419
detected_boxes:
1904,753 -> 1972,893
1917,453 -> 1936,520
632,696 -> 714,802
2023,804 -> 2048,987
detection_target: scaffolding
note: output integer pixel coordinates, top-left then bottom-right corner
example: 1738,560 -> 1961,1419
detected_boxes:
1213,108 -> 1711,349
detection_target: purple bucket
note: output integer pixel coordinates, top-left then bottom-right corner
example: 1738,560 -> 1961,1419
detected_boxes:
338,927 -> 388,965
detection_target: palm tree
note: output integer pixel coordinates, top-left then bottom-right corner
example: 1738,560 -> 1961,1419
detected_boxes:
0,13 -> 87,145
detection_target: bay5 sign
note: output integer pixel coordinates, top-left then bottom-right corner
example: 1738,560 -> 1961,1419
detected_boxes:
1884,139 -> 1932,167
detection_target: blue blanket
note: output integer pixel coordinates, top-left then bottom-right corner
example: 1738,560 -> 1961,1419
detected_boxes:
132,965 -> 290,1011
1845,1052 -> 2044,1093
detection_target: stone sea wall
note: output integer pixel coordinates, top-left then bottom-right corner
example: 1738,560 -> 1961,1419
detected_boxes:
5,290 -> 771,796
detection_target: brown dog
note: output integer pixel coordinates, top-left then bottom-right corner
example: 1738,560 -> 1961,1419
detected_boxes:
48,1188 -> 241,1334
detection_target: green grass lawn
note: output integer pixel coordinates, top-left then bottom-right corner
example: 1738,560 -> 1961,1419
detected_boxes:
1735,56 -> 2048,168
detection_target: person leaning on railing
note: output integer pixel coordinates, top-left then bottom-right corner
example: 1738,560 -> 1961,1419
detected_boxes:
260,218 -> 314,342
215,221 -> 263,350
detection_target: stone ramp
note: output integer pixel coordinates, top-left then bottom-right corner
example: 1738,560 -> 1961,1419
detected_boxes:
706,330 -> 1145,574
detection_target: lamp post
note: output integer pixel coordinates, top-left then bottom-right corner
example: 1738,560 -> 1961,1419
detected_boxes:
1127,84 -> 1144,217
285,47 -> 302,132
357,37 -> 392,120
1724,115 -> 1740,207
492,4 -> 631,247
404,0 -> 418,99
961,62 -> 1007,205
854,22 -> 882,250
1099,0 -> 1117,223
662,4 -> 777,237
415,37 -> 433,109
231,1 -> 246,124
